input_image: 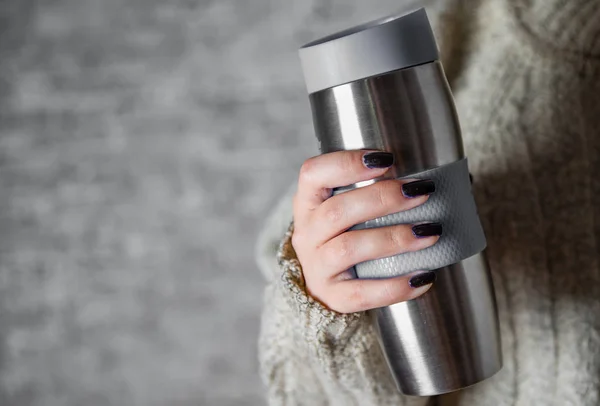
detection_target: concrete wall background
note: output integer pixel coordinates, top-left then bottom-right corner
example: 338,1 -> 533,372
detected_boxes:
0,1 -> 413,405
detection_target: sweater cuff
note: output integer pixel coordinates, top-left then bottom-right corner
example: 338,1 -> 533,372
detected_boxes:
276,222 -> 364,354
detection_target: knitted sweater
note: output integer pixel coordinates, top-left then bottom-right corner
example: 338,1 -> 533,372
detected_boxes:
255,1 -> 600,405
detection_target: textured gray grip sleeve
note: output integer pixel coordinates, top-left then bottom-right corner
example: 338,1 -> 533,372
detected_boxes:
352,159 -> 486,279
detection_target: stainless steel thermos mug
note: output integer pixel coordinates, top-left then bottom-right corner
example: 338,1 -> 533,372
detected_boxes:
298,8 -> 502,396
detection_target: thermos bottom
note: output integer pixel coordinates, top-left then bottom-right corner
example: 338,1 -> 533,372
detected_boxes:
371,253 -> 502,396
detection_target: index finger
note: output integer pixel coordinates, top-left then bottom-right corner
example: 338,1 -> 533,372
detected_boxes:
294,150 -> 394,213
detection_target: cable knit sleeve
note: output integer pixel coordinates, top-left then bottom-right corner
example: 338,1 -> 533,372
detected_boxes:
258,221 -> 430,406
257,1 -> 600,405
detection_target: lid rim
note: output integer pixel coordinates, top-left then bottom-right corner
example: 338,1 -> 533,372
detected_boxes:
298,8 -> 439,94
300,13 -> 406,49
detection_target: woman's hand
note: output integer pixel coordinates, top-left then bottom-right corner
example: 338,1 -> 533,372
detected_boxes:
292,150 -> 441,314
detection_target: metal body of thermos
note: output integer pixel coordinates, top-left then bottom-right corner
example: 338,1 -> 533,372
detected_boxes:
298,8 -> 502,396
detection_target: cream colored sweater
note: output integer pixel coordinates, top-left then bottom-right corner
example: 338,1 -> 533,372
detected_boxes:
256,1 -> 600,405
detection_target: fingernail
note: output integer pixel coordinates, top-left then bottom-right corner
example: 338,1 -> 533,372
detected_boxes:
402,179 -> 435,198
412,223 -> 443,238
362,152 -> 394,169
409,271 -> 437,288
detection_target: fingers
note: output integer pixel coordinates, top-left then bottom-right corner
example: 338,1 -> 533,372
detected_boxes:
301,222 -> 442,313
309,178 -> 435,244
291,149 -> 443,315
318,223 -> 442,276
294,151 -> 394,213
315,271 -> 437,314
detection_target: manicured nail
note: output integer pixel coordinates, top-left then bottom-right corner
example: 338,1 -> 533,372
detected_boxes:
402,179 -> 435,198
412,223 -> 443,238
409,271 -> 437,288
362,152 -> 394,169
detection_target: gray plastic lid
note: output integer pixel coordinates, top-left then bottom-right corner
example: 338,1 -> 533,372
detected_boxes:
299,8 -> 439,94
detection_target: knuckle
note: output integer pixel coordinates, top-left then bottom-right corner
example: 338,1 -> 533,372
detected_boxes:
382,281 -> 400,304
373,182 -> 391,209
299,158 -> 318,184
323,234 -> 353,264
387,227 -> 413,251
374,181 -> 403,209
323,202 -> 344,224
339,151 -> 358,175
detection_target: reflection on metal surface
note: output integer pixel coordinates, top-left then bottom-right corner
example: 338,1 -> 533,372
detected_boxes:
309,62 -> 502,395
332,86 -> 366,150
373,255 -> 502,395
310,62 -> 464,177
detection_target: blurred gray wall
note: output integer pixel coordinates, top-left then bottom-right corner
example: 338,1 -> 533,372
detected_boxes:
0,0 -> 413,405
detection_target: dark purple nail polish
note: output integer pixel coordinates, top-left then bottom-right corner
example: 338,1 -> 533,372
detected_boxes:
412,223 -> 443,238
409,271 -> 437,288
362,152 -> 394,169
402,179 -> 435,198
